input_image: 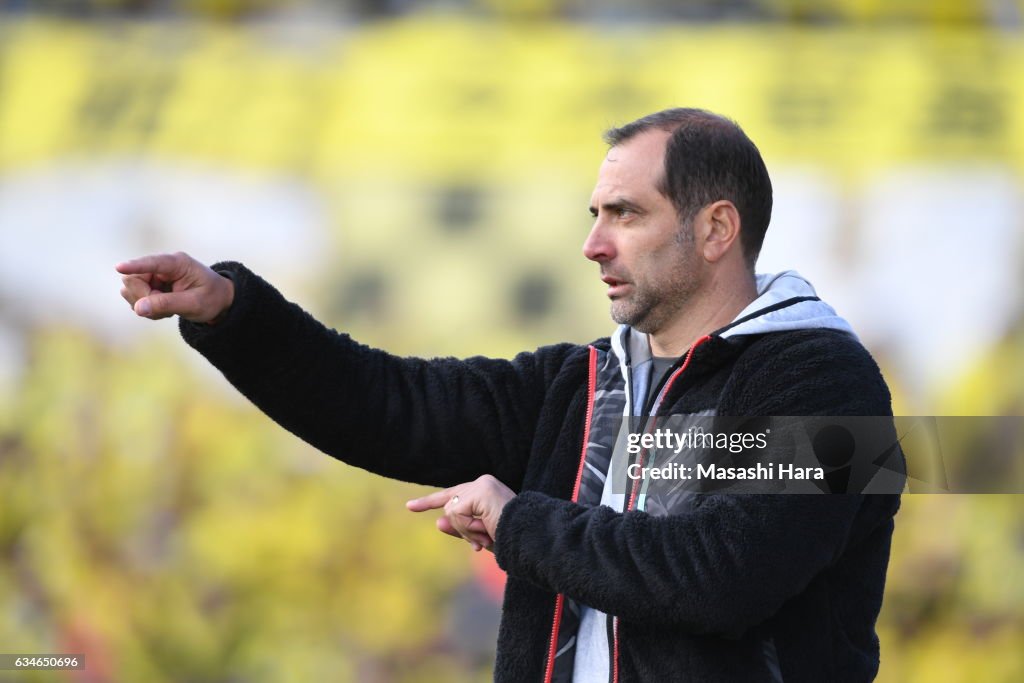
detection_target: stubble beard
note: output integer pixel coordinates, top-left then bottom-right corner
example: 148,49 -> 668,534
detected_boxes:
610,289 -> 660,332
610,276 -> 693,334
609,221 -> 699,334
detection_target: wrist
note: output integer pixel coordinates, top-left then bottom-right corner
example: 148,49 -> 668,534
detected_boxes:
207,273 -> 235,325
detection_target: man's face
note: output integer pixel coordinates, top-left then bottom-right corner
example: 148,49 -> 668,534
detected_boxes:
584,129 -> 703,335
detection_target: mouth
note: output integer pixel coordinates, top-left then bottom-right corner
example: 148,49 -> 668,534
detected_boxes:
601,275 -> 630,298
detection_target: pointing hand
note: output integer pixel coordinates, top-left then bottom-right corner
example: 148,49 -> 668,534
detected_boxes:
407,475 -> 516,552
116,252 -> 234,324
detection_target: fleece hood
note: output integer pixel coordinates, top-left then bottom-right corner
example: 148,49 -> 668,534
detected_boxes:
610,270 -> 856,368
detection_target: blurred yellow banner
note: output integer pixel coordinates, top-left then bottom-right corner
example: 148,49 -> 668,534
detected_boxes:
1,19 -> 1022,181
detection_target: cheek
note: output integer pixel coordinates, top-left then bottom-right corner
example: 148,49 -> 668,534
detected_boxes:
652,241 -> 697,282
647,243 -> 682,271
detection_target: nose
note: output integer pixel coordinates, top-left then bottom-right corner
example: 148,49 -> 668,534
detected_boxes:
583,220 -> 614,263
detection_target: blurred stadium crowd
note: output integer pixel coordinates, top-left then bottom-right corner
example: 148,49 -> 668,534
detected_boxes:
1,2 -> 1023,682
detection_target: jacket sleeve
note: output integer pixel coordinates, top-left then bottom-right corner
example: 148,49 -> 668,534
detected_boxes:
178,261 -> 579,490
493,330 -> 897,636
495,491 -> 863,636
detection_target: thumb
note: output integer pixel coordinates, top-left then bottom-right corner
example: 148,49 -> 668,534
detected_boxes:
135,290 -> 195,320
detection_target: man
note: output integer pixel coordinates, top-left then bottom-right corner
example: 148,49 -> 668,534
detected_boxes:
117,108 -> 899,682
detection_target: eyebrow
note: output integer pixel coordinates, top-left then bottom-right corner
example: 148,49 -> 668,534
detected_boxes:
589,198 -> 644,217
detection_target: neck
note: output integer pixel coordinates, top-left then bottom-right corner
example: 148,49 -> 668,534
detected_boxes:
649,271 -> 757,357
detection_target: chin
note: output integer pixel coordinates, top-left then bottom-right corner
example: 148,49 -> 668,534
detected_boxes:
610,304 -> 649,331
613,303 -> 668,334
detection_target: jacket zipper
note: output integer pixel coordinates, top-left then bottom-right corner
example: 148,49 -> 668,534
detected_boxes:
613,334 -> 713,682
625,335 -> 711,510
543,345 -> 598,683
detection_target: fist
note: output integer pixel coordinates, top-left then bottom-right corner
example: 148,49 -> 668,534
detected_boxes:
116,252 -> 235,324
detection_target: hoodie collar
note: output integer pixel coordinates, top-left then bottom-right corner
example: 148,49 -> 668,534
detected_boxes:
718,270 -> 856,339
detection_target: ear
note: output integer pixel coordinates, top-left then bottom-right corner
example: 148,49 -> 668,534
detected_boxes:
699,200 -> 742,264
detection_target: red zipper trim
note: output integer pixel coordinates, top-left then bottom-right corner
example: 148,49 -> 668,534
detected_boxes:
615,334 -> 713,680
544,594 -> 566,683
655,334 -> 711,411
543,345 -> 598,683
571,345 -> 599,503
625,334 -> 711,511
612,616 -> 620,683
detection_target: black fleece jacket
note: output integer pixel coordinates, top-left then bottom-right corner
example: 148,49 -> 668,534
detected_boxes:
180,262 -> 900,683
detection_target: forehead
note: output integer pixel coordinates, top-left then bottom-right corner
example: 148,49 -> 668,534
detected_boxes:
593,129 -> 671,200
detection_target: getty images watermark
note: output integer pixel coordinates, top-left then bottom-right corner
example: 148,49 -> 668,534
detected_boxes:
624,425 -> 827,482
604,416 -> 1024,495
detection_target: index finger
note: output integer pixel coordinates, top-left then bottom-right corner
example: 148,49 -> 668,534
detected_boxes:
115,253 -> 184,277
406,488 -> 454,512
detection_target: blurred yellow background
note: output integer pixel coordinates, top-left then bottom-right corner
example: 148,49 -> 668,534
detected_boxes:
1,2 -> 1023,681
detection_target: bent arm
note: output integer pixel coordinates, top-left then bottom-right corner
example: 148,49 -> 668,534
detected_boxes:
179,262 -> 577,489
494,331 -> 899,635
494,492 -> 862,635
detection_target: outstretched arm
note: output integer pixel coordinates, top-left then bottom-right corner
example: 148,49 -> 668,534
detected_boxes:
115,253 -> 580,490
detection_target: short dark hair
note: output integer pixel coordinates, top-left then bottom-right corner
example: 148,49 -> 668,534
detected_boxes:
604,108 -> 773,269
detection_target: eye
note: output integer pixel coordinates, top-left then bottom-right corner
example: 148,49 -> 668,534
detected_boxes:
616,206 -> 634,218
